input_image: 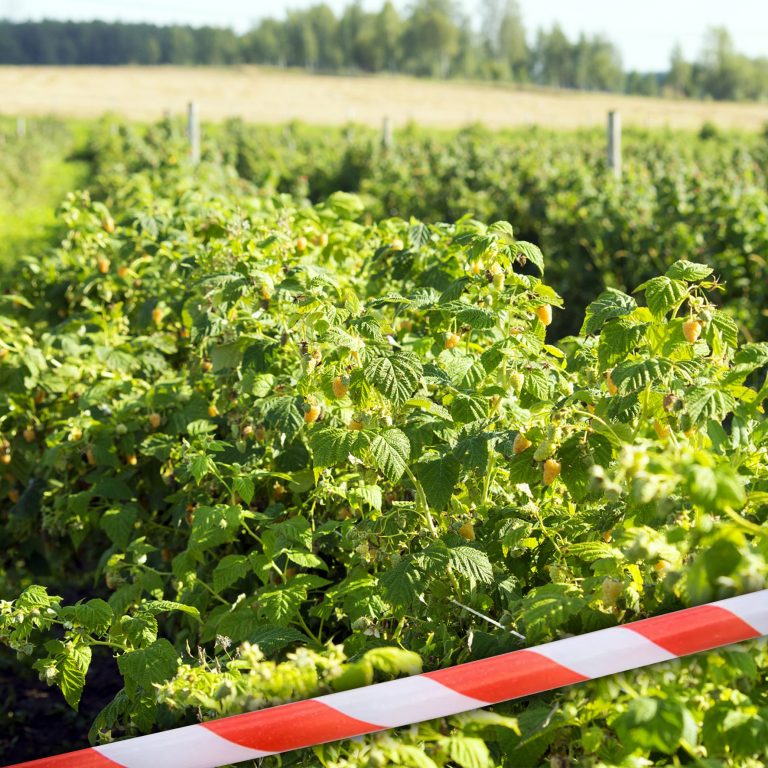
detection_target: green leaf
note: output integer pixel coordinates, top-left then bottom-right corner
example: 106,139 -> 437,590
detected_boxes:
117,638 -> 179,697
119,613 -> 158,648
453,305 -> 497,330
248,625 -> 308,654
189,454 -> 216,484
415,455 -> 461,510
140,600 -> 201,621
366,351 -> 423,406
363,647 -> 422,677
581,289 -> 637,335
686,387 -> 736,424
263,396 -> 304,440
58,643 -> 92,710
380,557 -> 423,607
310,426 -> 357,468
612,697 -> 698,755
347,484 -> 382,511
367,429 -> 410,483
408,222 -> 431,249
510,241 -> 544,274
521,584 -> 585,641
445,737 -> 492,768
234,476 -> 255,505
213,555 -> 250,592
666,260 -> 713,282
611,358 -> 672,393
640,276 -> 688,318
451,394 -> 486,423
256,576 -> 326,625
60,599 -> 113,635
559,433 -> 613,501
189,505 -> 242,551
597,320 -> 648,369
448,546 -> 493,588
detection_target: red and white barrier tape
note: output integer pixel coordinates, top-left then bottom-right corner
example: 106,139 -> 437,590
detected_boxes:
5,590 -> 767,768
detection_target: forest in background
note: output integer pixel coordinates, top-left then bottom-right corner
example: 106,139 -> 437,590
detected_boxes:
2,0 -> 768,102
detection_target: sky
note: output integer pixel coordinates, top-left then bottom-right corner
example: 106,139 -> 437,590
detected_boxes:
1,0 -> 766,72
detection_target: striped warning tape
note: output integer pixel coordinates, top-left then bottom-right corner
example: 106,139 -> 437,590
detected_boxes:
5,590 -> 767,768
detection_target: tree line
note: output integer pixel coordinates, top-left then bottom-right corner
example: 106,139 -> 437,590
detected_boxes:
2,0 -> 768,101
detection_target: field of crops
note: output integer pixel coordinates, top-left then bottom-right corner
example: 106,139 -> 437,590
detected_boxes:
1,117 -> 768,767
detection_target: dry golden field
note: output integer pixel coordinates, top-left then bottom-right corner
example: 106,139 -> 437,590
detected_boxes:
2,66 -> 768,130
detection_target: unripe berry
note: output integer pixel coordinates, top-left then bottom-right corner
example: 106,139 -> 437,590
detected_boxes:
390,238 -> 405,251
510,371 -> 524,393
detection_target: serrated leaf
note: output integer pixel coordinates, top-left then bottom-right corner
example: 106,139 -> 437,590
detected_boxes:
380,557 -> 423,607
448,546 -> 493,588
613,698 -> 698,755
365,352 -> 422,406
451,394 -> 486,423
640,276 -> 687,318
510,241 -> 544,274
140,600 -> 201,621
367,429 -> 410,482
310,426 -> 357,468
60,599 -> 113,635
445,736 -> 492,768
100,507 -> 137,549
686,387 -> 737,424
559,433 -> 613,501
582,289 -> 637,335
666,260 -> 713,281
611,358 -> 672,393
58,643 -> 91,710
521,584 -> 585,641
263,396 -> 304,440
234,476 -> 255,505
117,638 -> 179,697
415,455 -> 461,510
454,305 -> 497,330
248,625 -> 307,654
213,555 -> 250,592
597,320 -> 648,369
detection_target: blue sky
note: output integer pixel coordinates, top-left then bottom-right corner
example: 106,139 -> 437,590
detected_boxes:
1,0 -> 766,71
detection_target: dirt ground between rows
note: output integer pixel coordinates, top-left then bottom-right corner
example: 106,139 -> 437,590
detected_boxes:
2,66 -> 768,130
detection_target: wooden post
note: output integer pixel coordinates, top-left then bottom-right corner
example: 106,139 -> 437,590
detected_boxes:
607,111 -> 621,179
381,116 -> 393,151
187,101 -> 200,164
16,117 -> 26,138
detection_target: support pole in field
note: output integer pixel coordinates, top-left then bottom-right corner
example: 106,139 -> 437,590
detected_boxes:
382,116 -> 393,151
607,110 -> 621,179
187,101 -> 200,165
16,117 -> 26,138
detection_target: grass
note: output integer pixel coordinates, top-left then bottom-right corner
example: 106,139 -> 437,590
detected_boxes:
1,66 -> 768,130
0,152 -> 89,270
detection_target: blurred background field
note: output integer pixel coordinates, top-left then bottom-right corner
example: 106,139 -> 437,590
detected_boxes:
2,65 -> 768,129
